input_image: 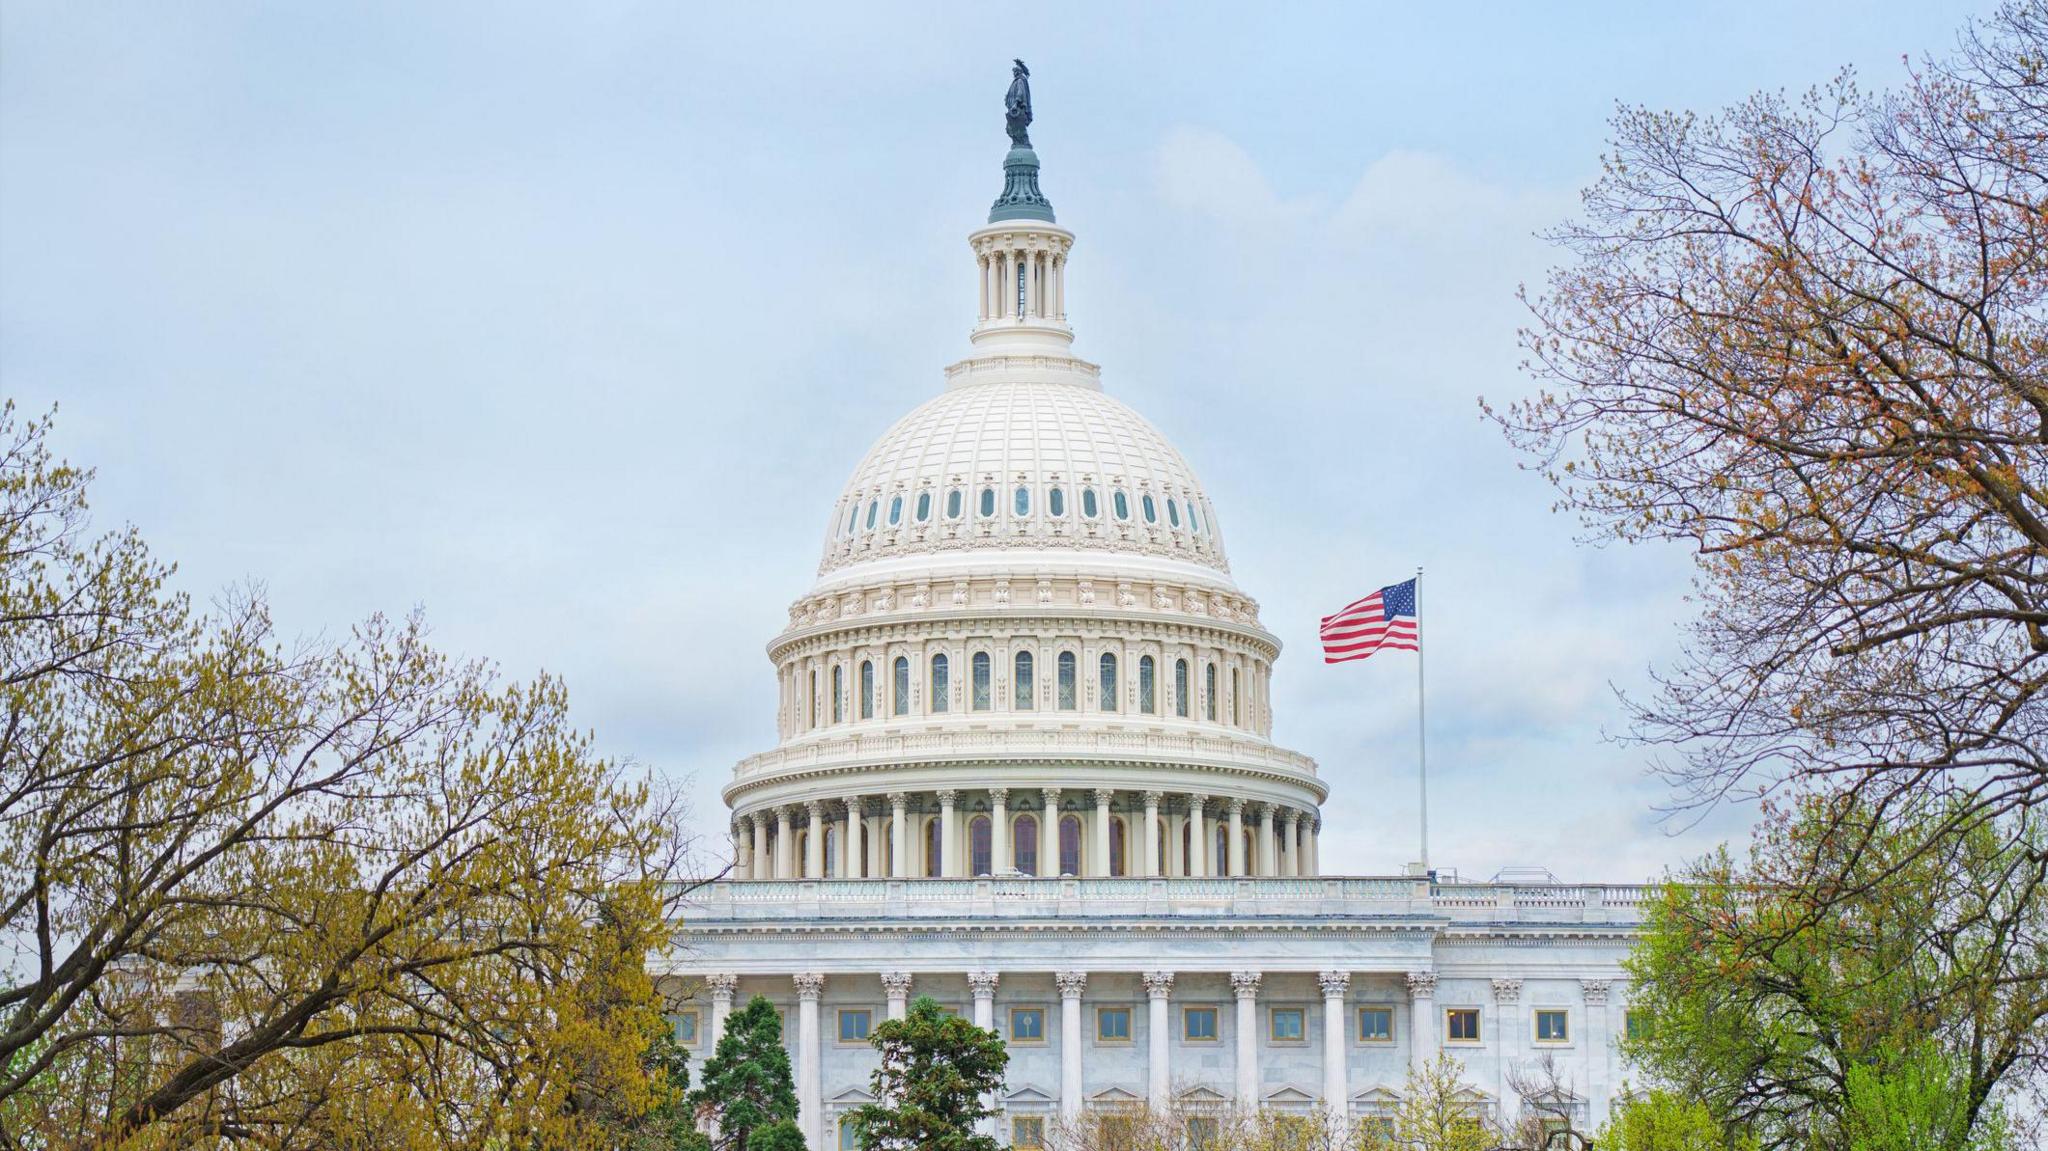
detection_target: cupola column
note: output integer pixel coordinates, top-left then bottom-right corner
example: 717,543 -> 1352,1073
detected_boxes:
732,816 -> 752,880
805,801 -> 826,879
776,806 -> 796,879
1187,794 -> 1208,877
752,815 -> 770,880
990,789 -> 1010,875
1227,799 -> 1246,876
1092,789 -> 1114,876
1141,792 -> 1162,878
844,796 -> 864,879
938,790 -> 960,877
1280,810 -> 1300,877
1258,803 -> 1279,877
889,793 -> 908,877
1040,789 -> 1061,875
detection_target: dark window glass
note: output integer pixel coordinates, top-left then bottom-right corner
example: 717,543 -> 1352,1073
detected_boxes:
1013,814 -> 1038,874
1099,653 -> 1118,712
1142,494 -> 1157,523
1014,485 -> 1030,516
839,1010 -> 872,1042
1059,815 -> 1082,875
1205,663 -> 1218,721
1113,490 -> 1129,520
970,816 -> 992,876
1049,487 -> 1065,516
888,495 -> 902,525
931,654 -> 950,714
866,500 -> 879,530
893,657 -> 910,716
972,651 -> 991,710
1271,1009 -> 1305,1042
1057,652 -> 1077,710
1184,1007 -> 1218,1041
1010,1007 -> 1044,1041
1536,1010 -> 1569,1042
1082,487 -> 1099,518
947,489 -> 963,519
860,660 -> 874,719
1108,816 -> 1126,876
1189,503 -> 1202,534
832,665 -> 844,722
979,487 -> 996,517
1014,651 -> 1035,709
1167,499 -> 1181,528
924,819 -> 941,877
916,491 -> 932,521
1359,1007 -> 1393,1042
1447,1009 -> 1481,1042
1139,656 -> 1156,714
1175,660 -> 1190,717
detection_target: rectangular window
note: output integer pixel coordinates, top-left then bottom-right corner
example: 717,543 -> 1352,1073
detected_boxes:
1534,1009 -> 1569,1044
838,1008 -> 873,1044
1096,1006 -> 1132,1043
1057,651 -> 1077,710
1445,1008 -> 1481,1043
1182,1006 -> 1219,1042
1269,1007 -> 1306,1044
1625,1010 -> 1651,1042
671,1009 -> 700,1045
839,1116 -> 861,1150
1012,1116 -> 1046,1149
1009,1007 -> 1046,1044
972,652 -> 991,711
1357,1006 -> 1393,1043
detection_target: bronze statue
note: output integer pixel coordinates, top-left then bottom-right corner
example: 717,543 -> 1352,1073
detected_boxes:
1005,59 -> 1032,147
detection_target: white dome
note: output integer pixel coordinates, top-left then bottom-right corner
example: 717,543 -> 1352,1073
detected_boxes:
818,373 -> 1229,583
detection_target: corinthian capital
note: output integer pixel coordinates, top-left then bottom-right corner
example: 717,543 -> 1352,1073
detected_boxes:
1055,970 -> 1088,998
794,973 -> 826,1000
1230,971 -> 1262,999
1143,971 -> 1175,998
1406,971 -> 1437,999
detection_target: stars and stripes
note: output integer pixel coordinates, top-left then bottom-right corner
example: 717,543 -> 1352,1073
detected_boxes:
1319,578 -> 1420,663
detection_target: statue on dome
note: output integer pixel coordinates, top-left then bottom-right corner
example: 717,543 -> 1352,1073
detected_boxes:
1005,59 -> 1033,147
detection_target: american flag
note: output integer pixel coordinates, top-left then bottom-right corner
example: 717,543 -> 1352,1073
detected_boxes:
1320,578 -> 1420,664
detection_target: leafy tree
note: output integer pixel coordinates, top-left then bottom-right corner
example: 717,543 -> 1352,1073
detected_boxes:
688,995 -> 800,1151
848,995 -> 1007,1151
1598,1090 -> 1741,1151
1622,802 -> 2037,1150
0,403 -> 698,1149
1354,1052 -> 1495,1151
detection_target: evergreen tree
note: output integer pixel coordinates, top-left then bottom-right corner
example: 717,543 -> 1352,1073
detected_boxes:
687,996 -> 801,1151
848,996 -> 1007,1151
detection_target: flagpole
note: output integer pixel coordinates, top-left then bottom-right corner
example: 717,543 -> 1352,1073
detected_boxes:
1416,565 -> 1428,874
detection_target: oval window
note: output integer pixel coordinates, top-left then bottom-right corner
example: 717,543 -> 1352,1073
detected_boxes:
1189,503 -> 1202,534
866,500 -> 879,530
1167,499 -> 1180,528
1113,490 -> 1130,520
915,491 -> 932,522
947,489 -> 963,519
845,504 -> 858,535
980,487 -> 996,517
1014,485 -> 1030,516
1141,494 -> 1157,523
1082,488 -> 1099,518
888,495 -> 903,525
1049,487 -> 1065,516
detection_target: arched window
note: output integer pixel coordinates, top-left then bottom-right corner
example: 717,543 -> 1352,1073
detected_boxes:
1243,829 -> 1256,874
832,665 -> 845,723
946,488 -> 963,519
888,495 -> 903,526
972,652 -> 992,711
1167,498 -> 1181,528
1214,824 -> 1229,875
915,491 -> 932,522
1014,485 -> 1030,516
1059,815 -> 1083,877
1014,651 -> 1035,709
1139,655 -> 1156,714
808,669 -> 818,729
923,818 -> 942,878
1232,667 -> 1242,725
979,487 -> 996,518
1113,490 -> 1130,520
1108,816 -> 1127,877
866,500 -> 879,530
1175,659 -> 1190,718
893,656 -> 910,716
970,816 -> 992,877
1082,487 -> 1099,518
824,825 -> 840,878
1057,651 -> 1077,710
931,654 -> 950,714
1141,494 -> 1157,523
1206,663 -> 1218,721
1099,652 -> 1118,712
844,504 -> 858,536
795,829 -> 809,871
1049,487 -> 1065,516
859,660 -> 875,720
1014,814 -> 1039,875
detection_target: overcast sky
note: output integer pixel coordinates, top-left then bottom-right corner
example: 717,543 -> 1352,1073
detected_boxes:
0,2 -> 1994,882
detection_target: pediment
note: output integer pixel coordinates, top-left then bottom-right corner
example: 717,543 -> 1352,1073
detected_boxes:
828,1087 -> 876,1105
1351,1084 -> 1403,1104
1179,1086 -> 1229,1103
1089,1086 -> 1143,1103
1007,1085 -> 1057,1104
1262,1085 -> 1318,1107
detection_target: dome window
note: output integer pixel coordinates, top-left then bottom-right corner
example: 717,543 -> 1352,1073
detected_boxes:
1049,486 -> 1066,517
1014,485 -> 1030,516
915,491 -> 932,522
1082,487 -> 1099,518
930,654 -> 950,713
865,500 -> 879,531
1189,503 -> 1202,534
1142,494 -> 1157,524
946,488 -> 963,519
1112,490 -> 1130,521
844,504 -> 858,536
888,496 -> 903,526
979,487 -> 996,518
1167,499 -> 1181,528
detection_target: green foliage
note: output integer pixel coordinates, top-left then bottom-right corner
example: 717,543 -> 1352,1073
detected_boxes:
747,1119 -> 807,1151
1599,1090 -> 1745,1151
688,996 -> 798,1151
1837,1040 -> 2012,1151
1353,1052 -> 1495,1151
848,995 -> 1008,1151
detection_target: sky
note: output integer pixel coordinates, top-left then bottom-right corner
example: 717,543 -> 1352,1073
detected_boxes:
0,1 -> 1997,882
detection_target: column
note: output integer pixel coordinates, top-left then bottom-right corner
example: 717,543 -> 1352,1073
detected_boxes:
1227,800 -> 1245,876
1041,789 -> 1061,876
1024,249 -> 1038,317
991,788 -> 1010,875
970,972 -> 1002,1139
1493,979 -> 1523,1121
1141,792 -> 1162,878
1309,818 -> 1322,876
1406,972 -> 1439,1070
1057,971 -> 1087,1124
1293,814 -> 1310,878
1280,811 -> 1299,877
1232,972 -> 1261,1106
977,252 -> 989,319
707,973 -> 737,1052
1188,794 -> 1208,877
844,796 -> 864,879
751,815 -> 769,880
1319,971 -> 1350,1120
1144,971 -> 1174,1111
1258,804 -> 1278,876
883,971 -> 913,1021
732,817 -> 752,880
806,801 -> 826,879
1581,979 -> 1613,1128
1093,789 -> 1114,876
938,790 -> 960,877
776,807 -> 796,879
795,973 -> 825,1150
889,793 -> 908,877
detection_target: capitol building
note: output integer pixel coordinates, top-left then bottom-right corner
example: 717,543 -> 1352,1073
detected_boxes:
663,74 -> 1644,1150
